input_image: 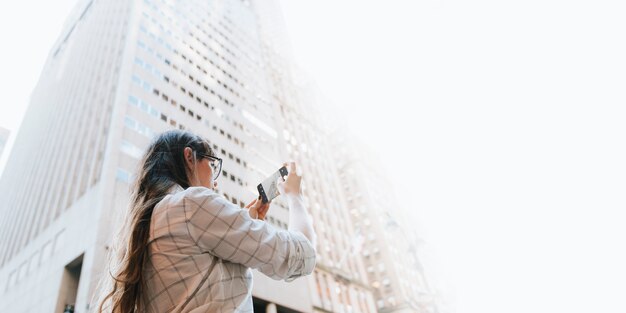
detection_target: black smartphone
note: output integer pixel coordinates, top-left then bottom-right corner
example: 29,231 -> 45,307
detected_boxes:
257,166 -> 289,203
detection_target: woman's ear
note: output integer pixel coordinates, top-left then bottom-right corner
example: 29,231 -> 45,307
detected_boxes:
183,147 -> 194,170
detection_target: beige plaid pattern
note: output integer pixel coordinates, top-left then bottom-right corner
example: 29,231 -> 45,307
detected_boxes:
141,185 -> 316,313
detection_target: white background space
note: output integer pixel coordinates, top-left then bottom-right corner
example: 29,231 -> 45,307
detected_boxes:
278,1 -> 626,313
1,1 -> 626,313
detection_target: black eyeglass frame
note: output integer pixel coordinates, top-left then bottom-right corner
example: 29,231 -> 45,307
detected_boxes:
197,153 -> 222,180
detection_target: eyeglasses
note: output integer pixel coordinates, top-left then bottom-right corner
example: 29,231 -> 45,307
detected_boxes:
198,153 -> 222,180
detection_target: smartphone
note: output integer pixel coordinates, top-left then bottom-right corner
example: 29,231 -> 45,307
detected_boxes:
257,166 -> 289,203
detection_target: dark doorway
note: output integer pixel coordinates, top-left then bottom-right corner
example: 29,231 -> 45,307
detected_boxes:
252,296 -> 303,313
56,254 -> 84,313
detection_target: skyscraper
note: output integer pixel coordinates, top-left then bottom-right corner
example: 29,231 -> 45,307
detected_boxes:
0,1 -> 437,312
0,126 -> 9,162
331,136 -> 440,313
0,0 -> 363,312
263,63 -> 379,312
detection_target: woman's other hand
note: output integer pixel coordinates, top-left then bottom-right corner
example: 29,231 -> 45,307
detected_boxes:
245,197 -> 270,220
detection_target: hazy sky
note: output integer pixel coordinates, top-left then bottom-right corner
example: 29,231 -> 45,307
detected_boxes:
0,0 -> 77,176
279,1 -> 626,312
1,1 -> 625,313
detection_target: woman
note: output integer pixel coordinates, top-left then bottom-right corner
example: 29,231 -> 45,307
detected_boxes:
97,129 -> 317,312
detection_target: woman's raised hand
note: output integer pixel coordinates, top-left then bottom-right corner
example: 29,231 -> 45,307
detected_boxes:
276,161 -> 302,197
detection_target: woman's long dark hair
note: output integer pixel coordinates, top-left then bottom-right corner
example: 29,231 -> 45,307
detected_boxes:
97,129 -> 212,312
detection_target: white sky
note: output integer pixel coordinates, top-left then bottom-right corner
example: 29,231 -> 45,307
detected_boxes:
0,0 -> 77,177
279,1 -> 626,312
1,1 -> 626,313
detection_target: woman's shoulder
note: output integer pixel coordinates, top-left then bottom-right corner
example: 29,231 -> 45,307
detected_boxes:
163,186 -> 245,228
166,185 -> 221,207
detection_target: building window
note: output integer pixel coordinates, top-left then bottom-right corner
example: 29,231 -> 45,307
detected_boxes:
128,95 -> 139,105
121,140 -> 143,159
124,116 -> 136,129
377,300 -> 385,309
116,168 -> 131,183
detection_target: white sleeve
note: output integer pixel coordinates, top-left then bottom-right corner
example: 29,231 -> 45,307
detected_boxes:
286,194 -> 317,249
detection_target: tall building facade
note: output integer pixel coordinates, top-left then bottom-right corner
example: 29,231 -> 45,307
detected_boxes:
0,1 -> 132,312
331,137 -> 440,313
262,61 -> 379,312
0,0 -> 370,312
0,126 -> 9,161
0,1 -> 437,313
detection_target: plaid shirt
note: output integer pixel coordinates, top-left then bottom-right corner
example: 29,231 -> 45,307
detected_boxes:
141,185 -> 316,313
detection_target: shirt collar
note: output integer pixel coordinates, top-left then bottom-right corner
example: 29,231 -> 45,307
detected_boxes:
167,184 -> 185,195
